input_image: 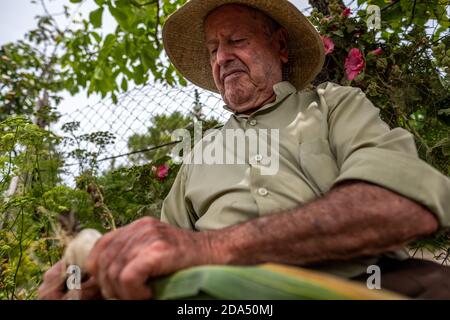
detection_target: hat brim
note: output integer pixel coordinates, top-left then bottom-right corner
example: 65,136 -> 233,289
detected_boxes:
163,0 -> 325,93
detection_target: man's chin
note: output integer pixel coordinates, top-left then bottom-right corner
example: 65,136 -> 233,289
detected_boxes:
220,83 -> 259,113
225,99 -> 260,114
223,92 -> 249,109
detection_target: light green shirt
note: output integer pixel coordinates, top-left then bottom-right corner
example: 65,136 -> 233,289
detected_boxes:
161,81 -> 450,278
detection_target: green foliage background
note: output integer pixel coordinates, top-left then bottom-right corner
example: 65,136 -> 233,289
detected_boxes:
0,0 -> 449,299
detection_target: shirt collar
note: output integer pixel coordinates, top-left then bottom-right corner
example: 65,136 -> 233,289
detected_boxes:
222,81 -> 297,116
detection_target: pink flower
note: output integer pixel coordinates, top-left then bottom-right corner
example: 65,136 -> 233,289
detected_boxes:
345,48 -> 365,81
321,36 -> 335,55
369,48 -> 384,56
342,8 -> 351,17
156,164 -> 169,180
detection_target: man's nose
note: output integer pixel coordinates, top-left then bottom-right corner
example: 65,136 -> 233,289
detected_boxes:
216,43 -> 235,66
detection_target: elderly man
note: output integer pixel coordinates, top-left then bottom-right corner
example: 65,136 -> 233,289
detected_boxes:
39,0 -> 450,300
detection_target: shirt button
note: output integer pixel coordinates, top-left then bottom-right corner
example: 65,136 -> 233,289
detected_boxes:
249,119 -> 257,126
254,154 -> 263,162
258,188 -> 268,196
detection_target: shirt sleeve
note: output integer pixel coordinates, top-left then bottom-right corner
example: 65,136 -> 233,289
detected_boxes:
160,163 -> 196,230
319,82 -> 450,227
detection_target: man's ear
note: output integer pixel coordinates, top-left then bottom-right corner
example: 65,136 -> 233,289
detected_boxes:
276,28 -> 289,64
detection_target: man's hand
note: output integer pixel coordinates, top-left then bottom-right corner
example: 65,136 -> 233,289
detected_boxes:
85,216 -> 213,300
38,261 -> 103,300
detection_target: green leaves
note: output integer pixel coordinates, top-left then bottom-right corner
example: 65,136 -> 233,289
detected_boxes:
120,78 -> 128,91
0,115 -> 63,299
0,0 -> 188,105
0,39 -> 63,121
61,121 -> 116,175
109,5 -> 131,31
58,0 -> 188,102
89,7 -> 104,29
93,66 -> 104,80
152,264 -> 404,300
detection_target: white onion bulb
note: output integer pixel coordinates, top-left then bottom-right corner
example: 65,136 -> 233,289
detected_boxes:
63,228 -> 102,273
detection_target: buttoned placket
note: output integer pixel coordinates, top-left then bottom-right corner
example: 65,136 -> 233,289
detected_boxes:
222,82 -> 298,215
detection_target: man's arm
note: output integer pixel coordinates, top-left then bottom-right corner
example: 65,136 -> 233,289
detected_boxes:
204,180 -> 438,266
76,180 -> 437,300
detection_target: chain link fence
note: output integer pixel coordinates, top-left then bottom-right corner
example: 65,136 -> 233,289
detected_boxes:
54,84 -> 228,185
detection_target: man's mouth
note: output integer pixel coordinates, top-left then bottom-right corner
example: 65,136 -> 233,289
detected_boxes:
222,69 -> 246,82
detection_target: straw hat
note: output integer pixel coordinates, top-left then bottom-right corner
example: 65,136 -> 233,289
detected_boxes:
162,0 -> 325,93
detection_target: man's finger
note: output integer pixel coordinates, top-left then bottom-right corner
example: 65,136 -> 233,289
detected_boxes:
86,218 -> 154,274
38,279 -> 65,300
115,252 -> 163,300
94,225 -> 147,297
43,260 -> 66,284
105,231 -> 147,298
38,261 -> 67,300
97,256 -> 116,299
79,277 -> 103,300
38,285 -> 65,300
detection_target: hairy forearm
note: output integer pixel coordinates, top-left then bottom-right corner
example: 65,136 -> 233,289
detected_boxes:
204,181 -> 439,266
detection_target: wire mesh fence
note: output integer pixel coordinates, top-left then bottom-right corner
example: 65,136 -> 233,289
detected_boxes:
54,84 -> 228,185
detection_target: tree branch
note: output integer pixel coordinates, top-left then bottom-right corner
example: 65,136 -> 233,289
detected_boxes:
408,0 -> 417,27
154,0 -> 161,49
86,179 -> 116,230
39,0 -> 62,34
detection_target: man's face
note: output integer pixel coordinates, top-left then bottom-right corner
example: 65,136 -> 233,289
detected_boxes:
204,4 -> 288,114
